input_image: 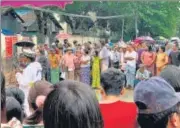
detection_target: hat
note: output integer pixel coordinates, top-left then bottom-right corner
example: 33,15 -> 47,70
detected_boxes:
23,49 -> 36,59
160,65 -> 180,92
134,77 -> 180,114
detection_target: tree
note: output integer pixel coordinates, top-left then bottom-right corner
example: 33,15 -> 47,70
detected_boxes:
44,1 -> 180,40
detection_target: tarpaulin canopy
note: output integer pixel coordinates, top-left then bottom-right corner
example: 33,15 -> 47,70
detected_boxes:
1,0 -> 73,8
1,29 -> 15,35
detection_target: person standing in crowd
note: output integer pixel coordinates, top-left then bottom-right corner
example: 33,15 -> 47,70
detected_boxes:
37,50 -> 50,81
74,50 -> 82,81
80,49 -> 91,85
43,80 -> 103,128
124,44 -> 137,89
92,50 -> 101,88
135,64 -> 150,86
63,39 -> 70,54
44,43 -> 49,58
111,46 -> 120,69
134,77 -> 180,128
99,41 -> 110,72
100,68 -> 137,128
119,45 -> 127,72
141,45 -> 156,76
48,49 -> 60,84
165,43 -> 172,56
72,40 -> 78,53
62,48 -> 76,80
156,46 -> 168,75
136,42 -> 147,67
169,42 -> 180,66
16,49 -> 42,116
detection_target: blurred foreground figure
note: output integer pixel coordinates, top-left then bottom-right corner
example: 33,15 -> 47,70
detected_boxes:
100,68 -> 137,128
134,77 -> 180,128
43,80 -> 103,128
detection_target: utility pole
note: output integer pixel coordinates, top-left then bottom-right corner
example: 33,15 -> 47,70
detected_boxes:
121,19 -> 124,40
135,14 -> 138,38
134,1 -> 138,38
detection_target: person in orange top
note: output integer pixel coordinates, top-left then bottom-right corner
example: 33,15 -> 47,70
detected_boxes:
48,49 -> 60,84
141,46 -> 156,76
156,46 -> 168,75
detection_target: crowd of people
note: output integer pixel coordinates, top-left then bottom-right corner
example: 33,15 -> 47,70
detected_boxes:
1,39 -> 180,128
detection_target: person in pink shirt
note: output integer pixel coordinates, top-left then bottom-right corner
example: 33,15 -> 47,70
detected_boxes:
74,50 -> 82,81
62,48 -> 76,80
141,46 -> 156,76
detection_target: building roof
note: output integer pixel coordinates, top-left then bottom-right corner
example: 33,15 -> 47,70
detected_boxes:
1,7 -> 24,23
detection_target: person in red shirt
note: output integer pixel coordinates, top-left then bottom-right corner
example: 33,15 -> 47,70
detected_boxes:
100,68 -> 138,128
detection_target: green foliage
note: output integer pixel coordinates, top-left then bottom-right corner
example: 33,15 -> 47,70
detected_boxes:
46,1 -> 180,40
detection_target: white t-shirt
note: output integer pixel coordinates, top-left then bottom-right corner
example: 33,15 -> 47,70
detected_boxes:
124,51 -> 137,68
81,55 -> 91,68
99,46 -> 109,66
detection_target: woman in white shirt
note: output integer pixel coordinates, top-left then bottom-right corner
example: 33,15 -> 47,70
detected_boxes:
80,49 -> 91,85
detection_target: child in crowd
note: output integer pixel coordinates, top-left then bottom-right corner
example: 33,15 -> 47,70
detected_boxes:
135,64 -> 150,86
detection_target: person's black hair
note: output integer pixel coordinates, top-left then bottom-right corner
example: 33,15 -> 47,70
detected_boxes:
136,102 -> 180,128
6,96 -> 23,122
88,41 -> 92,44
160,46 -> 166,52
101,68 -> 126,95
6,87 -> 25,106
95,51 -> 99,56
73,40 -> 77,45
174,41 -> 179,48
64,39 -> 68,44
84,49 -> 89,55
39,50 -> 45,55
43,80 -> 103,128
1,72 -> 6,110
148,45 -> 153,52
24,107 -> 43,125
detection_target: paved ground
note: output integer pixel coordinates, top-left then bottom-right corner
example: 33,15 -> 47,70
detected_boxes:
120,89 -> 134,102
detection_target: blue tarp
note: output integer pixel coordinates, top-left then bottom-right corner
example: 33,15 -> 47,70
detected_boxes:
1,29 -> 14,35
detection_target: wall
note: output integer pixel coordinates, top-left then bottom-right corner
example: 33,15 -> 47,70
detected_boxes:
58,34 -> 103,45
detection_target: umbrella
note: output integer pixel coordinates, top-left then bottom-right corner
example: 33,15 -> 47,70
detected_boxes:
1,0 -> 73,8
15,41 -> 35,47
157,36 -> 167,41
134,36 -> 155,44
171,37 -> 180,42
155,36 -> 168,44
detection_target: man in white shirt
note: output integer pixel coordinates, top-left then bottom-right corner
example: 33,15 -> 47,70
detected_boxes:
99,42 -> 110,72
124,44 -> 137,89
16,49 -> 42,116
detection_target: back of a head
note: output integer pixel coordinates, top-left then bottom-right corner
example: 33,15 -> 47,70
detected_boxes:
101,68 -> 125,95
43,80 -> 103,128
160,65 -> 180,92
6,96 -> 23,122
6,87 -> 25,106
28,80 -> 52,110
